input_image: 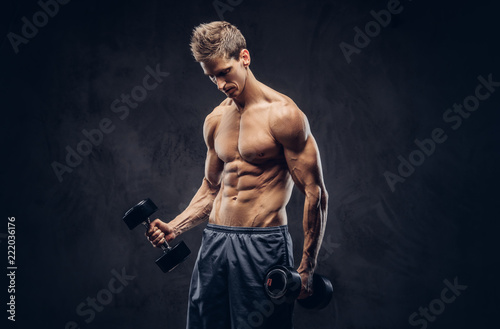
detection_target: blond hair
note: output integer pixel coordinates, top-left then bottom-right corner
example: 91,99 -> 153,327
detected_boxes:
190,21 -> 247,63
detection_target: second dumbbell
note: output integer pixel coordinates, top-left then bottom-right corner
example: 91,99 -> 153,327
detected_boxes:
264,265 -> 333,310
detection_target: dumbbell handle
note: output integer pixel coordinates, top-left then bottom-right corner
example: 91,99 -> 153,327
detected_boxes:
142,218 -> 171,251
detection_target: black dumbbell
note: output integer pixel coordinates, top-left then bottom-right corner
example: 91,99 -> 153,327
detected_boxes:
122,198 -> 191,273
264,265 -> 302,303
264,265 -> 333,309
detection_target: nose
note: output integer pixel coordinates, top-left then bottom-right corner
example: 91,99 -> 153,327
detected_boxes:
216,77 -> 225,91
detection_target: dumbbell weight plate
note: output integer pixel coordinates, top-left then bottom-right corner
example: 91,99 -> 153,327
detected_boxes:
297,273 -> 333,310
155,240 -> 191,273
264,265 -> 301,302
123,198 -> 158,230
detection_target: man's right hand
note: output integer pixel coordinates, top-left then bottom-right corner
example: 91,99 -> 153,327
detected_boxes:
145,219 -> 176,247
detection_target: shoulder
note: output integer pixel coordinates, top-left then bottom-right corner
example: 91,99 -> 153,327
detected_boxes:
269,95 -> 311,150
203,100 -> 228,146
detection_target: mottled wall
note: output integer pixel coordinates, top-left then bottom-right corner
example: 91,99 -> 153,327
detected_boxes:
1,0 -> 499,328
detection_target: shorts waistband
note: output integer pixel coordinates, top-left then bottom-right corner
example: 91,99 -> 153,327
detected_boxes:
206,223 -> 288,234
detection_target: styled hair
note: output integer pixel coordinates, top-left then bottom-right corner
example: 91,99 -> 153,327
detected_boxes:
190,21 -> 247,63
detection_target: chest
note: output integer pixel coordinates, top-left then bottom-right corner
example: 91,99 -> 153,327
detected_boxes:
214,108 -> 282,163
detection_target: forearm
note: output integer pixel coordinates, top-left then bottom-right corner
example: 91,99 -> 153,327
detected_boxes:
169,177 -> 220,237
298,186 -> 328,273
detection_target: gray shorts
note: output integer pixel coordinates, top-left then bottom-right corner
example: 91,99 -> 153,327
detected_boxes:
186,224 -> 295,329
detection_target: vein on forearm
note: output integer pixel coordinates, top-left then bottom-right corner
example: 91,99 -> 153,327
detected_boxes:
300,185 -> 328,272
171,178 -> 220,236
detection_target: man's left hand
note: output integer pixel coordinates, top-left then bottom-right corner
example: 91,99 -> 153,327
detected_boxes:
297,270 -> 314,299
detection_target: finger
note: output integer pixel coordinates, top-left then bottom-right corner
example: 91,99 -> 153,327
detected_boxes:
147,229 -> 160,242
151,226 -> 163,238
146,226 -> 156,237
297,287 -> 312,299
150,219 -> 162,231
153,233 -> 165,245
151,230 -> 160,240
297,289 -> 308,300
150,234 -> 162,246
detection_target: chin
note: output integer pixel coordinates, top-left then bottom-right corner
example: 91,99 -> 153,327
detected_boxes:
227,90 -> 239,99
233,88 -> 241,97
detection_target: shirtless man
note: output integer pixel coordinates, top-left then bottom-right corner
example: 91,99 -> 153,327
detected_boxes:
146,21 -> 328,329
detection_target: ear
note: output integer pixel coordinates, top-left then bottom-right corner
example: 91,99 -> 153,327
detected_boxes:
239,49 -> 251,68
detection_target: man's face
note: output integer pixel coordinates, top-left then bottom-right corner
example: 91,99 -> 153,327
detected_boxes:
200,51 -> 249,99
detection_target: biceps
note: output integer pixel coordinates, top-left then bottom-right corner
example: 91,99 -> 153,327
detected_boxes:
285,135 -> 324,194
205,148 -> 224,186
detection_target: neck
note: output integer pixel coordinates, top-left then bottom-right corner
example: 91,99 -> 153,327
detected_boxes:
233,69 -> 263,111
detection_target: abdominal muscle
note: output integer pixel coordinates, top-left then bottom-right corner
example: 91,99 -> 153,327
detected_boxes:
209,158 -> 294,227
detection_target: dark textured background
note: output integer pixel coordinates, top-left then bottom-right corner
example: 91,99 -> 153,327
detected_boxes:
1,0 -> 499,328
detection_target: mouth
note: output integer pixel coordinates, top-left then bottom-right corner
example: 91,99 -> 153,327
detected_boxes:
224,87 -> 236,95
